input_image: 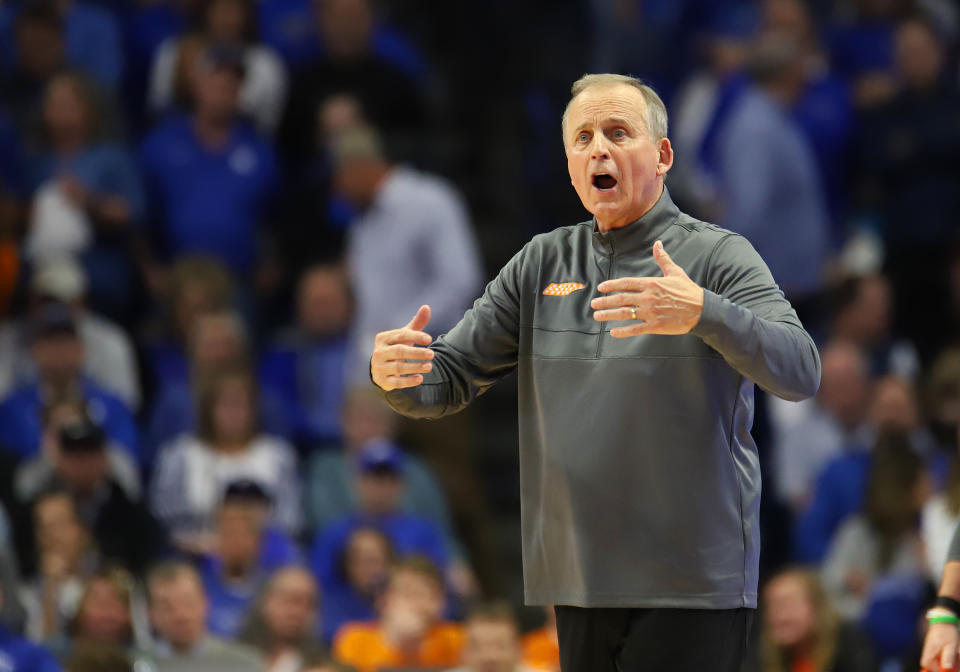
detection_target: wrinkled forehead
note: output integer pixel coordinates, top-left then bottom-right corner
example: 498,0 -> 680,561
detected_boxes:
566,84 -> 649,132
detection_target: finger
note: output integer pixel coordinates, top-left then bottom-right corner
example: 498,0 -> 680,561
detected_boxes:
653,240 -> 683,277
943,641 -> 957,671
590,292 -> 646,310
406,305 -> 432,332
609,322 -> 660,338
382,360 -> 433,376
594,308 -> 643,322
383,374 -> 424,389
383,328 -> 433,346
597,277 -> 656,293
377,345 -> 435,362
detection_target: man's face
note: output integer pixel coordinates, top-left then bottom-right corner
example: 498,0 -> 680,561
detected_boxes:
31,333 -> 84,384
16,22 -> 64,78
763,574 -> 816,648
192,66 -> 241,122
216,504 -> 262,572
463,620 -> 521,672
262,569 -> 317,642
297,269 -> 350,337
895,21 -> 943,90
381,569 -> 444,630
345,529 -> 391,595
57,449 -> 109,494
356,471 -> 403,515
315,0 -> 372,60
149,573 -> 209,651
191,315 -> 243,371
565,84 -> 672,230
35,495 -> 84,558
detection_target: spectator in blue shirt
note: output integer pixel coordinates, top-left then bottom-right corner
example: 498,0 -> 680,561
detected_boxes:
199,481 -> 300,639
140,43 -> 278,276
23,71 -> 144,320
260,263 -> 350,449
0,302 -> 139,461
0,588 -> 62,672
310,442 -> 450,615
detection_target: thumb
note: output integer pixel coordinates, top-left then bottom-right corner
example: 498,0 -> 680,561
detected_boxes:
406,304 -> 432,332
653,240 -> 682,277
942,641 -> 957,671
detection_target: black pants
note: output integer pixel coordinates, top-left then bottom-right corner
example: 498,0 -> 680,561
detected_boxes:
554,606 -> 754,672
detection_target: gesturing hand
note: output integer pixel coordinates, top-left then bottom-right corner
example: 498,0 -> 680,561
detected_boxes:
591,240 -> 704,337
921,622 -> 959,672
371,305 -> 435,391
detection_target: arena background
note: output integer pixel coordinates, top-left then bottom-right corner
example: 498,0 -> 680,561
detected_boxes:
1,0 -> 959,670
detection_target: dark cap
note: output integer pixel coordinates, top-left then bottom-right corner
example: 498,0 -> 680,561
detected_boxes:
29,302 -> 77,343
355,439 -> 405,475
59,416 -> 106,454
223,479 -> 271,506
197,42 -> 247,78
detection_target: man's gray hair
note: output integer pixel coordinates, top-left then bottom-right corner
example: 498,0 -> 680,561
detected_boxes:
561,74 -> 669,144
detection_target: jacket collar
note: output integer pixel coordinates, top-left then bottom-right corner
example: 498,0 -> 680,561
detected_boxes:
590,186 -> 680,257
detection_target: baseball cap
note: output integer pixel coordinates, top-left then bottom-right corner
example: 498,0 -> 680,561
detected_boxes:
223,479 -> 272,506
197,42 -> 247,78
355,439 -> 405,475
59,416 -> 106,454
29,301 -> 77,342
31,256 -> 87,302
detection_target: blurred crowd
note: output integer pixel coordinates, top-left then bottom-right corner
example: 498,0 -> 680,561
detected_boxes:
2,0 -> 960,670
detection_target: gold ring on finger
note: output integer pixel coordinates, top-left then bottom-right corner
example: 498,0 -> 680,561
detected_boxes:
630,307 -> 638,321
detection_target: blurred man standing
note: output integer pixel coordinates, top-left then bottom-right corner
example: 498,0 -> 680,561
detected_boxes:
371,74 -> 820,670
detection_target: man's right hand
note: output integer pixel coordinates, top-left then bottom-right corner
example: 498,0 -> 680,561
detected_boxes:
371,305 -> 434,391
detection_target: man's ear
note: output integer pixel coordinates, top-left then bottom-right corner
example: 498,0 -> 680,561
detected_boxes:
656,137 -> 674,176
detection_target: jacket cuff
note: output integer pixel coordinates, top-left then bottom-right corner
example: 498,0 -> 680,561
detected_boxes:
690,289 -> 724,339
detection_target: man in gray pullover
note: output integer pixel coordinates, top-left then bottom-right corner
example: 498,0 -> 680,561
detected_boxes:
370,73 -> 821,670
921,524 -> 960,672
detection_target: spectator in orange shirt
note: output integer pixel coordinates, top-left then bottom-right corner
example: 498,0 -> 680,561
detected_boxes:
333,556 -> 463,672
521,607 -> 559,672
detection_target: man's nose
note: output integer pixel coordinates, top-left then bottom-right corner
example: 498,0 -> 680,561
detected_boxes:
590,136 -> 611,160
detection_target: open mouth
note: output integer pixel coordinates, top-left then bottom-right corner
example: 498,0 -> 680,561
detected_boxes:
592,174 -> 618,190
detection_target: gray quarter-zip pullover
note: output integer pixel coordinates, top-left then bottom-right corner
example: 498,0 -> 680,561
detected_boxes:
377,187 -> 821,609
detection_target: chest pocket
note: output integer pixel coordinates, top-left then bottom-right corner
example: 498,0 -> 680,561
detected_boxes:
524,279 -> 600,359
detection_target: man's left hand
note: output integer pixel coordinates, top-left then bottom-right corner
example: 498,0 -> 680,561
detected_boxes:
592,240 -> 704,337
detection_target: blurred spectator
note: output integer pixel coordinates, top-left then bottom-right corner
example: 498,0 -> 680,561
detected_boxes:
0,505 -> 27,634
332,125 -> 481,382
0,302 -> 139,460
238,566 -> 328,672
745,568 -> 878,672
64,642 -> 131,672
448,601 -> 530,672
925,348 -> 960,450
199,483 -> 300,638
13,412 -> 166,577
762,0 -> 854,235
821,431 -> 929,619
140,43 -> 278,277
149,0 -> 288,134
21,72 -> 142,320
0,4 -> 70,147
143,561 -> 265,671
146,309 -> 291,458
827,274 -> 919,380
310,442 -> 450,607
144,255 -> 234,393
923,424 -> 960,583
855,15 -> 960,362
150,364 -> 301,552
47,568 -> 138,660
716,34 -> 830,304
332,556 -> 463,672
774,341 -> 872,513
0,586 -> 63,671
520,607 -> 558,672
319,526 -> 392,644
0,256 -> 141,408
307,388 -> 460,553
260,263 -> 350,448
21,491 -> 99,641
278,0 -> 427,168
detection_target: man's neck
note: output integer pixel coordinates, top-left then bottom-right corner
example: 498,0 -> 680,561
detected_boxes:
193,114 -> 232,150
595,184 -> 663,234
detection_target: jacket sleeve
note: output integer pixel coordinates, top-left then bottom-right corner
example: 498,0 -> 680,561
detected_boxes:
376,245 -> 526,419
690,233 -> 821,401
948,521 -> 960,563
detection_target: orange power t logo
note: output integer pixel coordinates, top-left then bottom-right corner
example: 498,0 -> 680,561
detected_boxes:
542,282 -> 586,296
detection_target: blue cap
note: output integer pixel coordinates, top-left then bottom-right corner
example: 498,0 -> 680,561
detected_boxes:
356,439 -> 405,475
29,301 -> 77,342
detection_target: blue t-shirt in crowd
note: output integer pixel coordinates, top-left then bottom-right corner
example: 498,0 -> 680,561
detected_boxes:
24,144 -> 145,218
828,20 -> 895,81
0,624 -> 63,672
140,115 -> 278,272
793,451 -> 871,563
259,332 -> 348,446
0,379 -> 139,461
64,1 -> 124,87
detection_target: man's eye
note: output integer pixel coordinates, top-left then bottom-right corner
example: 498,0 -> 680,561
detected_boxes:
613,129 -> 626,139
577,133 -> 589,143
